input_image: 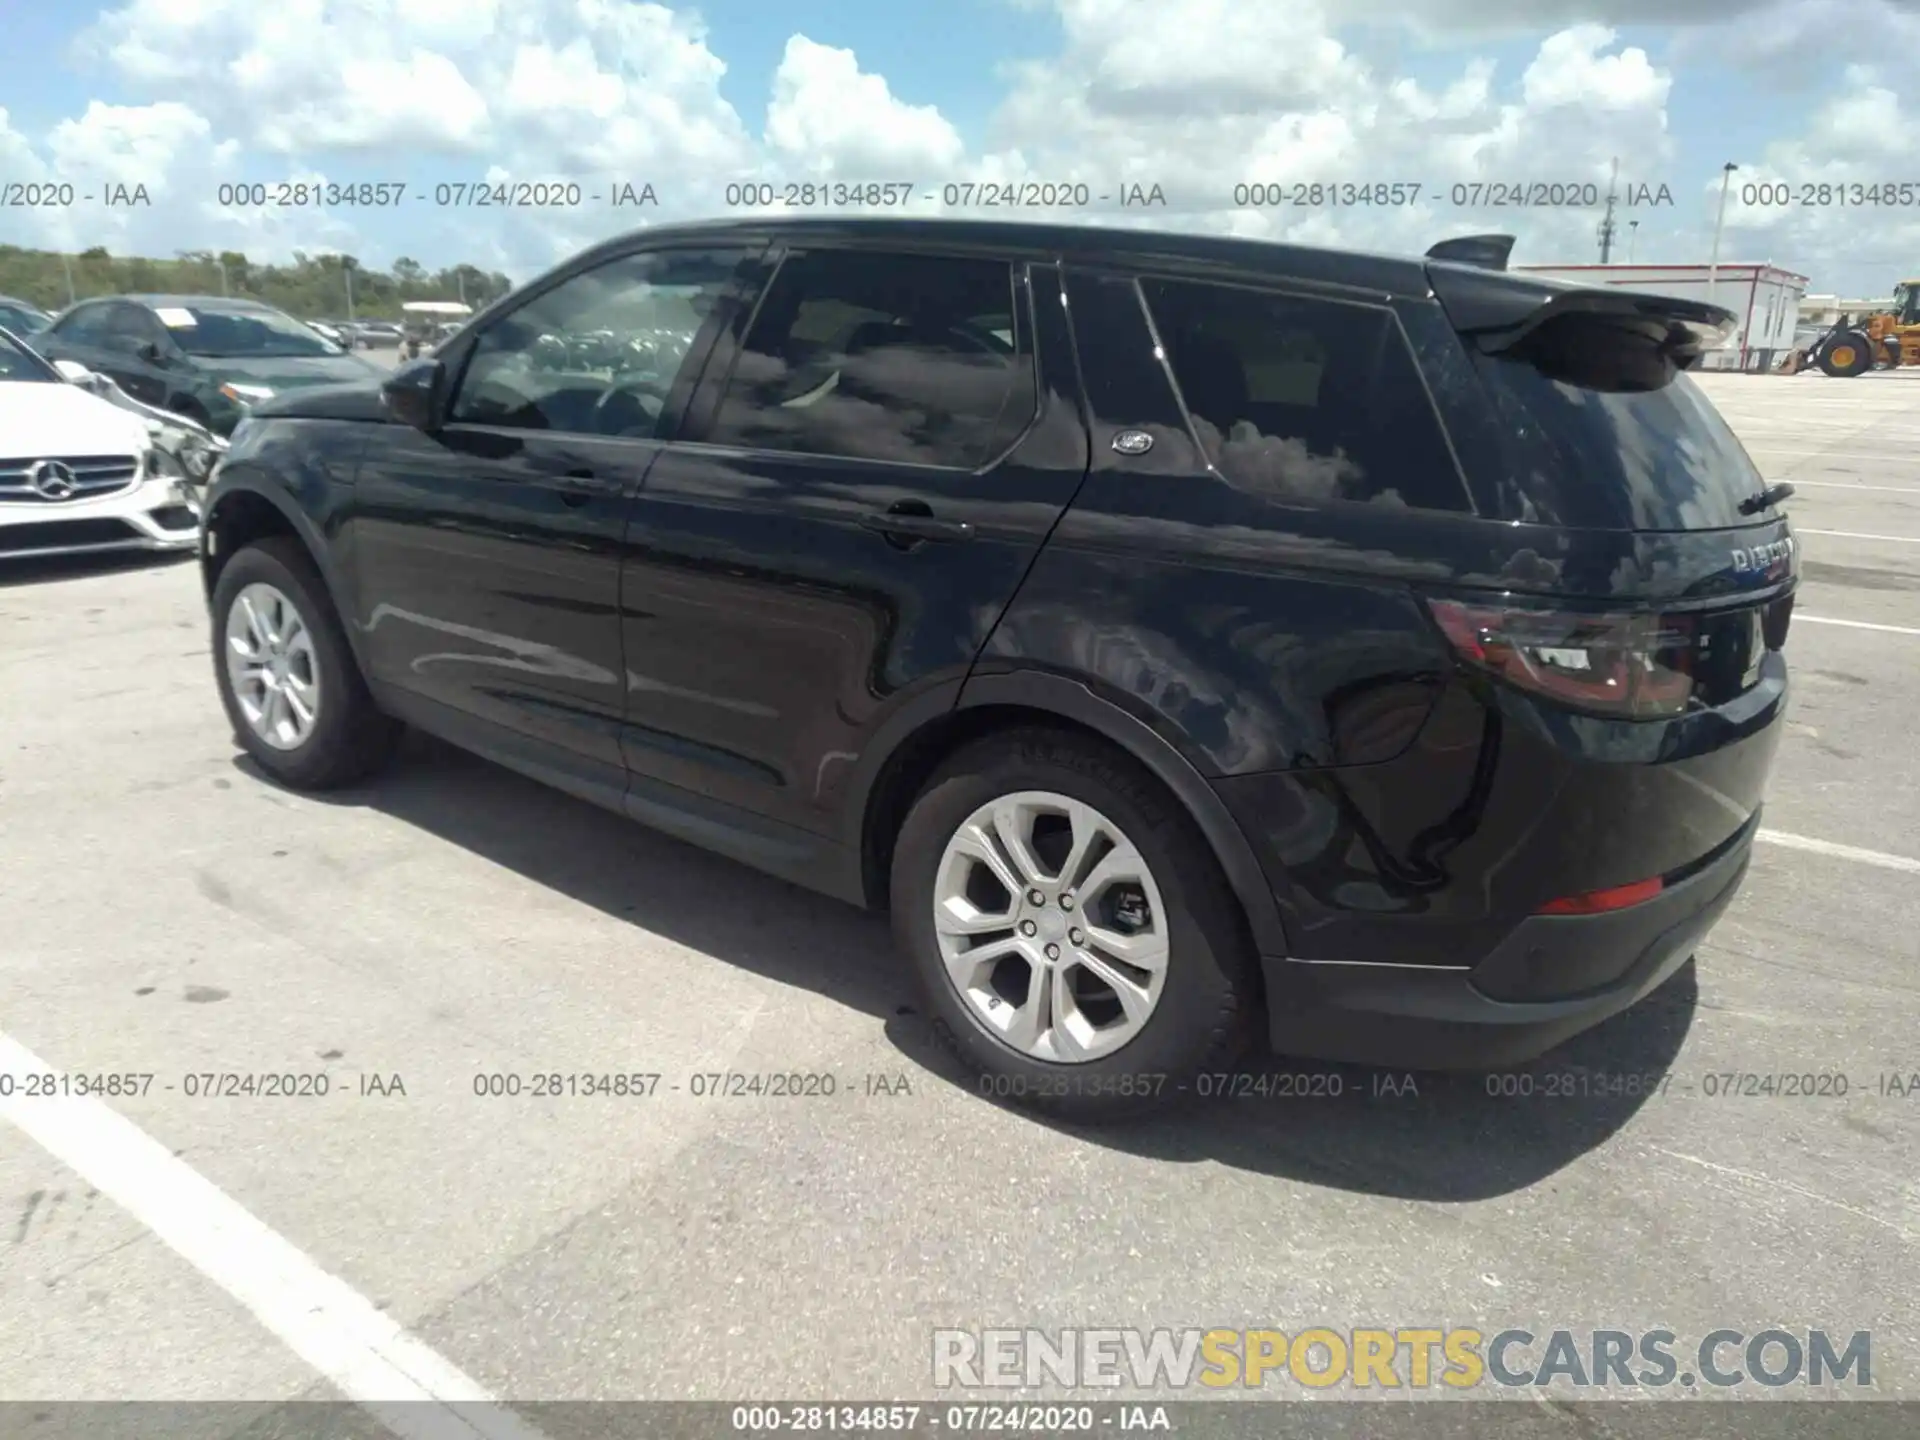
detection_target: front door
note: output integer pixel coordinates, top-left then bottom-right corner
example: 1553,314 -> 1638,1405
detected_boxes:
38,302 -> 125,386
92,303 -> 175,406
617,246 -> 1091,839
349,245 -> 759,800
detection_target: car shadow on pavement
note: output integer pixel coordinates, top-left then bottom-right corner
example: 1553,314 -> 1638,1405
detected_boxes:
245,728 -> 1696,1203
247,728 -> 921,1024
0,549 -> 194,588
1004,965 -> 1697,1203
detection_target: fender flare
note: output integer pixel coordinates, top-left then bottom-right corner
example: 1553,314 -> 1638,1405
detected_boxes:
200,475 -> 367,673
951,670 -> 1292,960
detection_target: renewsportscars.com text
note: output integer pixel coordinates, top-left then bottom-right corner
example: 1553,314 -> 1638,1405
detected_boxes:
931,1327 -> 1872,1391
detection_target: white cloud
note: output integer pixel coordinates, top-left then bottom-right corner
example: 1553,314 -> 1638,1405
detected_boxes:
972,11 -> 1678,268
0,0 -> 1908,297
1708,64 -> 1920,288
766,37 -> 966,175
47,101 -> 213,193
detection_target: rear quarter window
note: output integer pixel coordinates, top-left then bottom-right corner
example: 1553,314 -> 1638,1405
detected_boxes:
1139,278 -> 1471,513
1467,317 -> 1771,531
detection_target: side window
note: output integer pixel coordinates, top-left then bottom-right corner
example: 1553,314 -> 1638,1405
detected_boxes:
99,305 -> 165,353
450,248 -> 748,437
53,304 -> 113,346
707,249 -> 1034,470
1139,278 -> 1470,512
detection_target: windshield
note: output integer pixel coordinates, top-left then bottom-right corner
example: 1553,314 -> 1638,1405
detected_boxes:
0,302 -> 50,334
1469,321 -> 1770,531
0,328 -> 58,382
160,305 -> 346,359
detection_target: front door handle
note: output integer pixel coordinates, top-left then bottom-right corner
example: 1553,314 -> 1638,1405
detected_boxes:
860,501 -> 973,544
556,466 -> 596,506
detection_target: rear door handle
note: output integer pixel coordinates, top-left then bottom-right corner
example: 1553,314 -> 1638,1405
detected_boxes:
860,502 -> 973,544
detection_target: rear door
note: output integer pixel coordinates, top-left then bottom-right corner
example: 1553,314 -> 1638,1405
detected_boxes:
616,245 -> 1090,839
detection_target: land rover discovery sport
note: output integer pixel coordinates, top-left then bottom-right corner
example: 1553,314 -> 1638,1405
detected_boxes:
197,218 -> 1795,1118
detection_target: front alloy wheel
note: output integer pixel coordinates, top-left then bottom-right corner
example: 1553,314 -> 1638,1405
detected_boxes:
224,581 -> 321,749
209,537 -> 397,789
934,791 -> 1170,1062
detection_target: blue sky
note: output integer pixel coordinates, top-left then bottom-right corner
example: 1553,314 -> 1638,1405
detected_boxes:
1,0 -> 1915,296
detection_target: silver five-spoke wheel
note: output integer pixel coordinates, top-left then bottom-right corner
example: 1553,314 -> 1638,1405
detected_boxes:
933,790 -> 1169,1063
224,581 -> 321,750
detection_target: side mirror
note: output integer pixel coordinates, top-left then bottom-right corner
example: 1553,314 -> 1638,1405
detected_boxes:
137,340 -> 166,364
381,357 -> 447,431
52,359 -> 94,383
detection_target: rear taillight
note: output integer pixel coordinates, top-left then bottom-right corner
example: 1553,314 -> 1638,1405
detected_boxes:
1537,876 -> 1665,915
1427,598 -> 1698,718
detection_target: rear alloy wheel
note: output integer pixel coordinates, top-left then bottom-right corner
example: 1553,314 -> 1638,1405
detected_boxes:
891,729 -> 1258,1120
932,790 -> 1169,1063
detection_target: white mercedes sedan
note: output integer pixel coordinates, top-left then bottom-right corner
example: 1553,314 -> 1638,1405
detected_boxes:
0,326 -> 202,562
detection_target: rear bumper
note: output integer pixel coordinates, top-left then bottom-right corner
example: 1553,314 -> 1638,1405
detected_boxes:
1262,818 -> 1755,1070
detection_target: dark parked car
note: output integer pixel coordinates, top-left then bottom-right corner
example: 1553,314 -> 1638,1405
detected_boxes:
354,321 -> 402,348
196,218 -> 1795,1118
35,294 -> 378,435
0,295 -> 52,335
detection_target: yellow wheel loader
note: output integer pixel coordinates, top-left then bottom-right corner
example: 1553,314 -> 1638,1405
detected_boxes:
1787,280 -> 1920,376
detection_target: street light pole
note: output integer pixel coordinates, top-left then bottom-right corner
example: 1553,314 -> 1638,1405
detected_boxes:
343,259 -> 356,324
1707,162 -> 1737,308
1628,220 -> 1639,264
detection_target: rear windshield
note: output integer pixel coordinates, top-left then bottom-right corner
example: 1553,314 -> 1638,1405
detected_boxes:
1470,327 -> 1770,532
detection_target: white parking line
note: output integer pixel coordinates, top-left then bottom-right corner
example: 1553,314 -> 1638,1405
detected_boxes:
1756,830 -> 1920,875
1795,528 -> 1920,543
0,1032 -> 550,1440
1784,481 -> 1920,494
1794,614 -> 1920,636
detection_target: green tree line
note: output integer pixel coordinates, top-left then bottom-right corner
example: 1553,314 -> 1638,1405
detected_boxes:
0,245 -> 514,321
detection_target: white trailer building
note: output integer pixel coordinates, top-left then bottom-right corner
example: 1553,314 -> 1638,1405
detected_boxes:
1510,263 -> 1810,372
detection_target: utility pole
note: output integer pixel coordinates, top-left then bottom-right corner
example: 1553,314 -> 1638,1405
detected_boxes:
1627,220 -> 1639,264
215,256 -> 229,296
1707,162 -> 1737,307
457,269 -> 466,307
343,257 -> 357,323
61,252 -> 76,305
1597,157 -> 1619,263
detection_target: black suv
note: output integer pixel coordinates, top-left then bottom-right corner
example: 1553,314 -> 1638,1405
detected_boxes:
198,218 -> 1795,1118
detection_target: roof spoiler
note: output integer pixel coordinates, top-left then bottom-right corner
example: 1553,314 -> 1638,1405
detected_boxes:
1425,233 -> 1514,270
1427,263 -> 1738,364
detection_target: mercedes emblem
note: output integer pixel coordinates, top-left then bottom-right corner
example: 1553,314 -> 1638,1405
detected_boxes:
27,459 -> 78,500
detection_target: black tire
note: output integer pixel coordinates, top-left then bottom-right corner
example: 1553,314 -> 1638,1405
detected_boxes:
890,727 -> 1260,1121
1817,331 -> 1874,378
209,536 -> 398,789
